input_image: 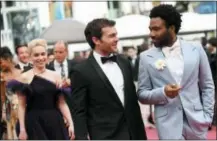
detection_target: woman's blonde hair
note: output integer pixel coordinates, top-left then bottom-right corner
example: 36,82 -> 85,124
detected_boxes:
28,39 -> 47,54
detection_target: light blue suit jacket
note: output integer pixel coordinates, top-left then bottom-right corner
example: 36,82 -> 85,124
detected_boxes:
138,39 -> 215,139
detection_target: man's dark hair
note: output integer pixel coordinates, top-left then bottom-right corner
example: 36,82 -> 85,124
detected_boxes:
84,18 -> 116,49
149,4 -> 182,34
208,37 -> 217,47
0,46 -> 13,60
201,37 -> 207,47
15,44 -> 28,55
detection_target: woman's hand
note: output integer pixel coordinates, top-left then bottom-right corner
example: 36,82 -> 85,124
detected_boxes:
55,79 -> 62,88
62,78 -> 71,88
68,124 -> 75,140
19,130 -> 28,140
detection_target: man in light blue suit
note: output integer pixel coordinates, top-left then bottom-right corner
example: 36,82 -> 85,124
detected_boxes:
138,4 -> 215,139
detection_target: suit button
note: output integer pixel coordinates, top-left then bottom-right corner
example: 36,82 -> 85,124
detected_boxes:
178,107 -> 182,110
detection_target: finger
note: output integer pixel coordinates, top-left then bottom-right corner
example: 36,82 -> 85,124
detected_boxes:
70,134 -> 74,140
174,85 -> 181,90
55,80 -> 60,88
169,92 -> 177,98
172,88 -> 181,93
173,92 -> 180,97
170,95 -> 176,99
68,128 -> 72,137
72,134 -> 75,140
66,122 -> 69,127
176,86 -> 181,91
169,95 -> 175,98
170,86 -> 180,92
170,84 -> 177,88
70,132 -> 74,140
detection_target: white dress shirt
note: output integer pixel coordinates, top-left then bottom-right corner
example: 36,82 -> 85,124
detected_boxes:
54,59 -> 68,78
93,51 -> 125,106
162,39 -> 184,85
18,62 -> 30,71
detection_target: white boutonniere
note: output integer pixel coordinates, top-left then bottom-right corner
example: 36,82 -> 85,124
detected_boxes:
155,59 -> 166,70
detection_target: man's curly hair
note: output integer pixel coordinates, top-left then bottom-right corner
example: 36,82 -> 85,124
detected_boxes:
149,4 -> 182,34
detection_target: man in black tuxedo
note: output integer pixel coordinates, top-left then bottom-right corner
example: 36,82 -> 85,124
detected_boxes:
70,18 -> 147,140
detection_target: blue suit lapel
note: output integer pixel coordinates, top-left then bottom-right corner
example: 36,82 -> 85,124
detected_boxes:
180,40 -> 198,86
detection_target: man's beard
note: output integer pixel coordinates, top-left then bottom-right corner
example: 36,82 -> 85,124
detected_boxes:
153,31 -> 173,48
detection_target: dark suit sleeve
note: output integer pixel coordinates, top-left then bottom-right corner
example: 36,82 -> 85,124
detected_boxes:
46,61 -> 55,71
126,57 -> 136,82
70,69 -> 89,140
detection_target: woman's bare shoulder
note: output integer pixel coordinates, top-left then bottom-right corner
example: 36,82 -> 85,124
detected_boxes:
18,69 -> 34,84
46,69 -> 61,79
14,68 -> 22,76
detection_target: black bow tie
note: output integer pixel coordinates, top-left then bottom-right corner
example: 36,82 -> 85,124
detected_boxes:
24,64 -> 32,68
101,55 -> 117,64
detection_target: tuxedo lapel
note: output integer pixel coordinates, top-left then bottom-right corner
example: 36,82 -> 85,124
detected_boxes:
88,53 -> 124,108
180,40 -> 198,86
116,56 -> 128,106
49,61 -> 55,71
67,60 -> 72,76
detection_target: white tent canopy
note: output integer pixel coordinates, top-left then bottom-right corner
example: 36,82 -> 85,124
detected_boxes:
115,13 -> 216,39
40,19 -> 87,44
180,12 -> 216,32
115,14 -> 150,38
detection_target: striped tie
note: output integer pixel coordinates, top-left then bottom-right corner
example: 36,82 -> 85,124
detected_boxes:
60,63 -> 65,78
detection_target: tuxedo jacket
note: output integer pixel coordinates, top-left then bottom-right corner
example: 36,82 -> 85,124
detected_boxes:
70,52 -> 147,140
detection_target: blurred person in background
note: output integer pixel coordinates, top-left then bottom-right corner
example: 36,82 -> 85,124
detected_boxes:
47,41 -> 76,87
135,42 -> 150,82
0,47 -> 21,81
138,4 -> 214,139
76,50 -> 91,62
201,37 -> 207,50
47,41 -> 77,115
83,50 -> 91,59
207,37 -> 217,127
0,46 -> 21,139
126,46 -> 138,81
47,48 -> 55,64
201,37 -> 211,61
14,44 -> 32,72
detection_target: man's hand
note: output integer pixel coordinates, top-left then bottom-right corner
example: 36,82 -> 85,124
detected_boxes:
164,84 -> 181,98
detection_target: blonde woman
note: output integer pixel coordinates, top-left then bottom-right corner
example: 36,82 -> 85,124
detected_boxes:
6,39 -> 74,140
